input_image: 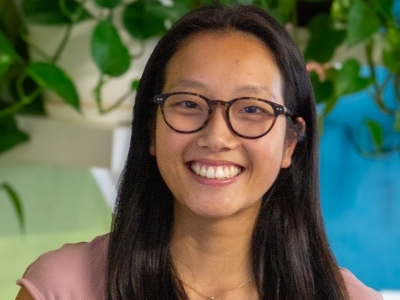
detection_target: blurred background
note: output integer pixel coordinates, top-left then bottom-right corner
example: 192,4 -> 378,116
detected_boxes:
1,0 -> 400,298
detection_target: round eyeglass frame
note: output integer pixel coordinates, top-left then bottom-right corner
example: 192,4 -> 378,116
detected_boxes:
153,92 -> 295,139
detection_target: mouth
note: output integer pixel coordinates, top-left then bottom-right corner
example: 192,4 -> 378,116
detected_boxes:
189,162 -> 243,179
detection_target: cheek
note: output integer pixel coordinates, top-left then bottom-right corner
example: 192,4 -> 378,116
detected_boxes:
153,116 -> 188,173
250,129 -> 288,172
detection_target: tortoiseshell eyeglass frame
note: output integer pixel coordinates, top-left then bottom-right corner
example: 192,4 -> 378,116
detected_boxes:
153,92 -> 295,139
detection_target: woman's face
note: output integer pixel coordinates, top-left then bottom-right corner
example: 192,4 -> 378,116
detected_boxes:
150,31 -> 298,219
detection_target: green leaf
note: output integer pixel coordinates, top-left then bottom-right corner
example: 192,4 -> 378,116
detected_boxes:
0,53 -> 13,78
278,0 -> 296,15
0,0 -> 23,44
91,20 -> 131,77
305,14 -> 346,63
0,31 -> 20,60
346,0 -> 381,46
123,0 -> 168,40
309,71 -> 335,103
131,79 -> 140,90
94,0 -> 122,9
331,0 -> 350,20
394,111 -> 400,132
369,0 -> 394,22
383,27 -> 400,73
26,62 -> 80,110
335,59 -> 372,96
318,66 -> 340,117
264,8 -> 288,25
322,95 -> 340,117
0,31 -> 19,81
0,115 -> 29,154
364,119 -> 384,151
1,182 -> 25,233
22,0 -> 90,25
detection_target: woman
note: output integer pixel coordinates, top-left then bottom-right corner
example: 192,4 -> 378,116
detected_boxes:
16,4 -> 382,300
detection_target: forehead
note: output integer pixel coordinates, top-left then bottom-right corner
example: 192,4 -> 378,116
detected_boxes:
163,30 -> 283,102
166,30 -> 278,73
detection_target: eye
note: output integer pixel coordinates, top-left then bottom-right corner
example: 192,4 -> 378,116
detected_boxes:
241,106 -> 266,114
179,101 -> 200,109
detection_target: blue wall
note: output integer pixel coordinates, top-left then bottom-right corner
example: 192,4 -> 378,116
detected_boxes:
320,68 -> 400,290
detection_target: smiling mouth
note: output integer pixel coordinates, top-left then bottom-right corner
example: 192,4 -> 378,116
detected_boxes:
190,162 -> 242,179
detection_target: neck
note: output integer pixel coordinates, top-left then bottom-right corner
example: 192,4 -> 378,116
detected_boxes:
170,202 -> 260,299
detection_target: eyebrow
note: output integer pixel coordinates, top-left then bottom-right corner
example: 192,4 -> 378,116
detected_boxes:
166,79 -> 277,100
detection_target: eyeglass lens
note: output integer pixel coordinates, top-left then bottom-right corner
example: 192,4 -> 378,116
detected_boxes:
161,94 -> 276,138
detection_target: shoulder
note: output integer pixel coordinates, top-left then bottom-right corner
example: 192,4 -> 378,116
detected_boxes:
340,268 -> 383,300
16,234 -> 109,300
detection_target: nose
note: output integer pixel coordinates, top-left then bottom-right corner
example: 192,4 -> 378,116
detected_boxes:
196,104 -> 240,152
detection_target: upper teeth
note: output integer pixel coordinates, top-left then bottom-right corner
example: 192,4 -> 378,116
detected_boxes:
190,163 -> 241,179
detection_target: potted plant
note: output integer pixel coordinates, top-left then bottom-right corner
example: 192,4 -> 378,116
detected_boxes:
0,0 -> 191,234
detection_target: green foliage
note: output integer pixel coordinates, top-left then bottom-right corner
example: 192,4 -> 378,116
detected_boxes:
26,62 -> 80,110
305,14 -> 346,63
346,0 -> 381,46
94,0 -> 122,9
309,71 -> 334,103
0,54 -> 13,78
1,182 -> 25,233
395,111 -> 400,132
22,0 -> 90,24
0,31 -> 21,78
335,59 -> 372,95
91,21 -> 131,77
383,27 -> 400,73
0,115 -> 29,154
308,0 -> 400,156
364,119 -> 384,152
0,0 -> 399,159
123,1 -> 174,40
131,79 -> 140,91
311,59 -> 372,118
0,31 -> 21,62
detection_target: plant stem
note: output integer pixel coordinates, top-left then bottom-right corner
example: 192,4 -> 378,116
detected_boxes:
101,89 -> 132,114
93,73 -> 106,113
395,73 -> 400,105
20,31 -> 52,62
358,144 -> 400,158
365,40 -> 393,114
59,0 -> 75,20
51,22 -> 73,63
16,72 -> 28,101
0,102 -> 25,119
0,71 -> 42,119
93,74 -> 133,114
0,85 -> 42,119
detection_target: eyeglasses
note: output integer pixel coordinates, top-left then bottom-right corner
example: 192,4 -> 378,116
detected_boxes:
153,92 -> 294,139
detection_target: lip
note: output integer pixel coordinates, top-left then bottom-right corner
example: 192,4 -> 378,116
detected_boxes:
186,159 -> 244,186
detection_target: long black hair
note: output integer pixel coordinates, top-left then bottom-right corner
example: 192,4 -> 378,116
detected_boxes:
107,4 -> 349,299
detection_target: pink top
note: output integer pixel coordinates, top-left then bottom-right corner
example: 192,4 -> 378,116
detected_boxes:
17,234 -> 383,300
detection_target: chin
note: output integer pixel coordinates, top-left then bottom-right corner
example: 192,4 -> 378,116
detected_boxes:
186,199 -> 260,221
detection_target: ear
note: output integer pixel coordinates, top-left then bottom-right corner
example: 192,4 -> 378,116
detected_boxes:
281,117 -> 305,168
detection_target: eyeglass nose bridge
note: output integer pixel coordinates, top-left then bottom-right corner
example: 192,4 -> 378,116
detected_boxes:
200,99 -> 235,134
206,99 -> 232,115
